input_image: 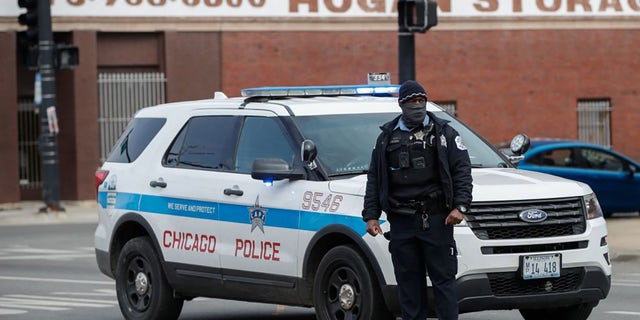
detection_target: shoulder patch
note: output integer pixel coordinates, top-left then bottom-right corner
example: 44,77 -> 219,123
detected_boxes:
455,136 -> 467,151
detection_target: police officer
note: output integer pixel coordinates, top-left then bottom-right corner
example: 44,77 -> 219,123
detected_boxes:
362,80 -> 473,320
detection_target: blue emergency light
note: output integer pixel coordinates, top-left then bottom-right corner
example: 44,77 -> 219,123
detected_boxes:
241,84 -> 400,98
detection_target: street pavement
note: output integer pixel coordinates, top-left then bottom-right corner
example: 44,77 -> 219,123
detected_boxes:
0,201 -> 638,262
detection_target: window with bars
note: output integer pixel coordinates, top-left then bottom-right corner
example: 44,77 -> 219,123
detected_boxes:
577,99 -> 611,148
435,101 -> 457,116
17,98 -> 41,189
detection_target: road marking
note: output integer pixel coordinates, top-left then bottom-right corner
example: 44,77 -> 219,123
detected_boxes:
0,253 -> 94,261
52,289 -> 115,297
0,276 -> 112,285
2,248 -> 77,254
0,297 -> 113,308
0,307 -> 28,315
606,311 -> 640,316
6,294 -> 117,305
611,282 -> 640,287
0,303 -> 67,311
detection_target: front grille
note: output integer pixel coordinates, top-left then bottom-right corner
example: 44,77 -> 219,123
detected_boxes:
488,268 -> 583,296
467,197 -> 586,240
481,241 -> 588,255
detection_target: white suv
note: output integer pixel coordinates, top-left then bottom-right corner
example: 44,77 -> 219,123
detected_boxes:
94,84 -> 611,320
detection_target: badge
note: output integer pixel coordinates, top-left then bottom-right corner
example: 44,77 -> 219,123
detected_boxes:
248,195 -> 267,233
455,136 -> 467,151
440,135 -> 447,148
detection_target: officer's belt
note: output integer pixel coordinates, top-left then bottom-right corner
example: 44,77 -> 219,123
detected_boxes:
388,191 -> 444,209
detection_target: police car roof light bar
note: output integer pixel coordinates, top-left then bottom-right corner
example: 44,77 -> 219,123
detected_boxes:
241,85 -> 400,98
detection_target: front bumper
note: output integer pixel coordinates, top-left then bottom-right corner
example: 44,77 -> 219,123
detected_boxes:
457,266 -> 610,313
382,266 -> 610,315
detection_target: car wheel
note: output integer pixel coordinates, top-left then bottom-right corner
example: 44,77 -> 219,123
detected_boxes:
519,303 -> 594,320
115,236 -> 183,320
313,244 -> 393,320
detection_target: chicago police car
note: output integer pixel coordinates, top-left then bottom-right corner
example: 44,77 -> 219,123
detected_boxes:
95,81 -> 611,320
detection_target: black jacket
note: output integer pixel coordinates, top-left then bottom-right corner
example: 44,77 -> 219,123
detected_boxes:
362,112 -> 473,221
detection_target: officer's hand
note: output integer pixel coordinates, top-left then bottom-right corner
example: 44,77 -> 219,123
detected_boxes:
366,219 -> 383,236
445,209 -> 465,225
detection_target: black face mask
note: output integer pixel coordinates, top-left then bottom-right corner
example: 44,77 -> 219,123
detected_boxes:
400,102 -> 427,128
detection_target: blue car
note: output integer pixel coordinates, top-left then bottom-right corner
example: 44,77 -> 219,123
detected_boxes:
517,140 -> 640,217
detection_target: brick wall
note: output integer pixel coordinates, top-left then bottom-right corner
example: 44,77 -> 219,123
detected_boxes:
223,29 -> 640,161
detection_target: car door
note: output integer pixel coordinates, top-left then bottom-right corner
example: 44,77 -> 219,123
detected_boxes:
216,112 -> 302,279
575,147 -> 638,213
140,112 -> 242,272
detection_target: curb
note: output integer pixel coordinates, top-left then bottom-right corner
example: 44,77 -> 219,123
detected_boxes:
610,253 -> 640,262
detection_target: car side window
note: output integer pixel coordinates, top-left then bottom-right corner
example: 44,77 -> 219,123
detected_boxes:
579,148 -> 624,171
107,118 -> 166,163
530,148 -> 575,167
164,116 -> 240,170
235,116 -> 295,173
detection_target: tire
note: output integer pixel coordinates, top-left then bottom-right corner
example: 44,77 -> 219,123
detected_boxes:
519,303 -> 594,320
115,236 -> 184,320
313,244 -> 393,320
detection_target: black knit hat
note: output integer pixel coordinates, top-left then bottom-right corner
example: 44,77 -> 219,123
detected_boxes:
398,80 -> 428,104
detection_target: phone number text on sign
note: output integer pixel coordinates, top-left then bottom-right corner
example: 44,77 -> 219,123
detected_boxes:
60,0 -> 266,7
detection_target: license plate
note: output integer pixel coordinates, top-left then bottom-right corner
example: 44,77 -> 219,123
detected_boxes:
520,253 -> 561,280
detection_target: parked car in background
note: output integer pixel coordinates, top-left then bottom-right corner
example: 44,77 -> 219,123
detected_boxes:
517,139 -> 640,217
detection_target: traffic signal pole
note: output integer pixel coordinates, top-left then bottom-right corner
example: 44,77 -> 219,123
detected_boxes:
36,0 -> 63,212
397,0 -> 438,84
398,19 -> 416,83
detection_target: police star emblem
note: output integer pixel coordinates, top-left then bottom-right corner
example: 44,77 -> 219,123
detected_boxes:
248,195 -> 267,233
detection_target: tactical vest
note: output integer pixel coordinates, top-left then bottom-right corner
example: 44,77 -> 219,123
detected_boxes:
386,125 -> 442,201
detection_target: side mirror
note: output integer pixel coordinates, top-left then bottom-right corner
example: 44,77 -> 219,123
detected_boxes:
301,139 -> 318,170
251,158 -> 306,182
627,164 -> 638,178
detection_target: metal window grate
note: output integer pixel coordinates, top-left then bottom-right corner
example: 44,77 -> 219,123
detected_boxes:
577,99 -> 611,148
435,101 -> 457,116
17,98 -> 42,189
98,72 -> 166,163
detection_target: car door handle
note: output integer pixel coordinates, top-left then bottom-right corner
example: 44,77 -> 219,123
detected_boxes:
149,180 -> 167,188
224,188 -> 243,196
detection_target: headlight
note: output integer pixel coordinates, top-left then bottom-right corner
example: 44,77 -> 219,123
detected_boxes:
584,193 -> 603,219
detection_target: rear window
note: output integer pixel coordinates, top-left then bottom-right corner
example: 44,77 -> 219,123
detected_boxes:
106,117 -> 166,163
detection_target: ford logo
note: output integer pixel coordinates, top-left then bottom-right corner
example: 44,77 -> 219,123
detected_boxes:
519,209 -> 548,223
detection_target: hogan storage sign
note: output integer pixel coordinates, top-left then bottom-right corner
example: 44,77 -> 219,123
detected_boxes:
1,0 -> 640,17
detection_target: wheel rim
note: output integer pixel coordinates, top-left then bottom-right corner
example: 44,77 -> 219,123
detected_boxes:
125,255 -> 153,313
323,265 -> 362,320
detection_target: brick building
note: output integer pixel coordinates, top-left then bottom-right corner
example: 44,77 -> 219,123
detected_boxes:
0,1 -> 639,204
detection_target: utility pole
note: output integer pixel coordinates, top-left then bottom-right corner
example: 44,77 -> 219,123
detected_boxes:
18,0 -> 64,212
397,0 -> 438,83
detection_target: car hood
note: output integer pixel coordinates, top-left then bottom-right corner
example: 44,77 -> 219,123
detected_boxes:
328,168 -> 592,202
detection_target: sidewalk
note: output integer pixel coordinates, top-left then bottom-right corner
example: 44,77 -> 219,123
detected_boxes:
0,200 -> 98,226
0,201 -> 638,261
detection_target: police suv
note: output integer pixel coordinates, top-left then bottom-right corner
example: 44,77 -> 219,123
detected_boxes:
95,83 -> 611,320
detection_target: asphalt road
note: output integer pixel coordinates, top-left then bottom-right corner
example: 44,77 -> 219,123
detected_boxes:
0,219 -> 638,320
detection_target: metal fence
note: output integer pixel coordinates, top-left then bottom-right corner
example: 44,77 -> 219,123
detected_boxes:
98,72 -> 166,162
577,99 -> 611,148
17,98 -> 41,189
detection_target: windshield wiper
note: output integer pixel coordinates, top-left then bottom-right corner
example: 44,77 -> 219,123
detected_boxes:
329,170 -> 368,177
471,164 -> 484,168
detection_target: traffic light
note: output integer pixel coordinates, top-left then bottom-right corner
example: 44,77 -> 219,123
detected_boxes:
401,0 -> 438,33
55,44 -> 80,69
17,0 -> 39,46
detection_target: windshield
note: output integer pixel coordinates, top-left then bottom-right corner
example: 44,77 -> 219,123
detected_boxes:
294,111 -> 508,177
